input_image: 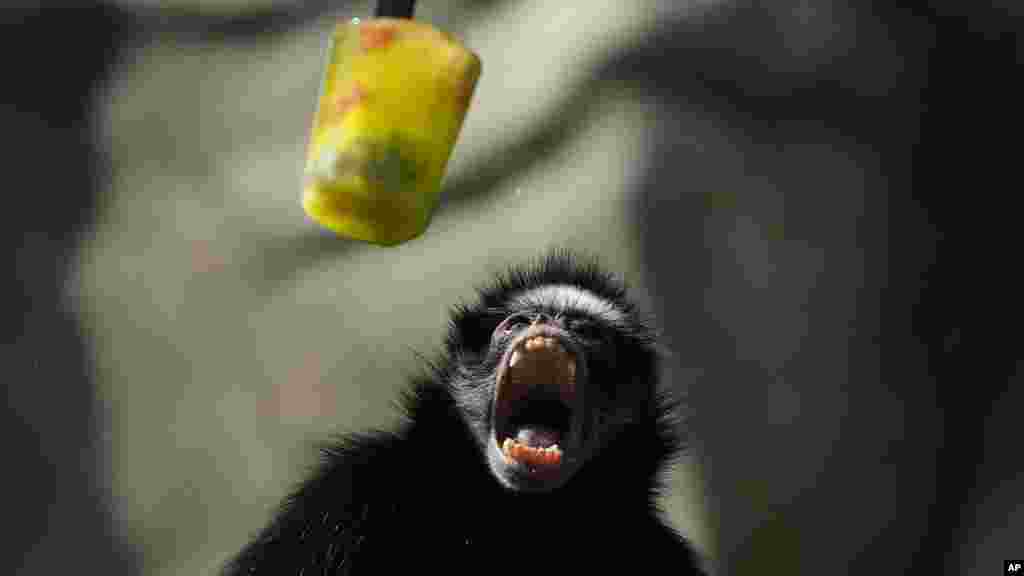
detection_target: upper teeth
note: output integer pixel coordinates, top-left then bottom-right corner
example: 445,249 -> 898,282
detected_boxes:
509,336 -> 573,368
505,336 -> 577,400
524,336 -> 558,352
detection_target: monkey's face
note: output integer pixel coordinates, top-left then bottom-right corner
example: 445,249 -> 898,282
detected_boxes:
449,282 -> 657,493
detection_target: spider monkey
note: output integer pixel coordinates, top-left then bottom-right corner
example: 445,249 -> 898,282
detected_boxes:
222,251 -> 704,574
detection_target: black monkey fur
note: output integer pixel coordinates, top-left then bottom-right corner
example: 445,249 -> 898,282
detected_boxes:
222,252 -> 705,574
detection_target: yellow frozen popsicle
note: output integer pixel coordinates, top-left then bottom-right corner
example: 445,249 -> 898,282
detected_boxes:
303,17 -> 482,246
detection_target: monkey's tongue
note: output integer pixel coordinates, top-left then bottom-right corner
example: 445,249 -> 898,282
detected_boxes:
514,426 -> 561,448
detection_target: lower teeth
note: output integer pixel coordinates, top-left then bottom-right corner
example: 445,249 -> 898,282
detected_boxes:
501,438 -> 562,467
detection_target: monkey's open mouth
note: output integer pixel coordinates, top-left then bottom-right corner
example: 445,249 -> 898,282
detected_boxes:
493,333 -> 578,476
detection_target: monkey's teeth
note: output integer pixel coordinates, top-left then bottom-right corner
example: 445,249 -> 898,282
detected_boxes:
501,438 -> 563,467
509,350 -> 522,367
524,336 -> 559,352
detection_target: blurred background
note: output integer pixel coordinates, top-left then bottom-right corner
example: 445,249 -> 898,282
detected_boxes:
84,1 -> 712,573
3,1 -> 1020,575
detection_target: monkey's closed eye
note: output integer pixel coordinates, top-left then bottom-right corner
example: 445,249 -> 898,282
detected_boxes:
494,314 -> 532,338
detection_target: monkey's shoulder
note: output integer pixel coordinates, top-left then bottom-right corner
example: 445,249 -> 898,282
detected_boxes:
220,431 -> 410,574
223,384 -> 706,574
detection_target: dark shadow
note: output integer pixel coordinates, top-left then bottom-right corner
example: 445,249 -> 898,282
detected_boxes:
627,2 -> 1021,575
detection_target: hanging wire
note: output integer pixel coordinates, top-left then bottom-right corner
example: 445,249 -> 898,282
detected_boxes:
374,0 -> 416,18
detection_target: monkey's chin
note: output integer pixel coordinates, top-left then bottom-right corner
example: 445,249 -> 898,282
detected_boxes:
486,435 -> 577,493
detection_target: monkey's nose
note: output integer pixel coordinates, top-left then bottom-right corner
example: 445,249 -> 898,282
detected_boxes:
522,316 -> 567,340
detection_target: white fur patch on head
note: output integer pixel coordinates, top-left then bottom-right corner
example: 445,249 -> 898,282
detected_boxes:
512,285 -> 626,326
